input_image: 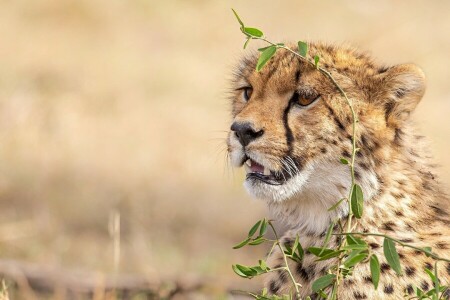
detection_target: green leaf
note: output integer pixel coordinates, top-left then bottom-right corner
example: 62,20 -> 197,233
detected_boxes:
243,27 -> 263,37
250,266 -> 266,275
370,255 -> 380,289
422,246 -> 433,257
383,238 -> 402,275
298,41 -> 308,57
314,55 -> 320,68
341,244 -> 368,251
340,158 -> 349,165
317,250 -> 345,261
243,37 -> 251,49
328,198 -> 346,211
259,219 -> 268,236
292,235 -> 300,253
235,264 -> 257,277
248,220 -> 262,237
424,267 -> 440,297
259,259 -> 267,271
232,264 -> 249,278
258,46 -> 272,52
320,222 -> 335,255
350,184 -> 364,219
297,240 -> 304,260
308,247 -> 334,257
249,237 -> 266,245
231,9 -> 244,27
312,274 -> 336,292
344,253 -> 367,268
346,234 -> 367,246
256,46 -> 277,72
233,237 -> 250,249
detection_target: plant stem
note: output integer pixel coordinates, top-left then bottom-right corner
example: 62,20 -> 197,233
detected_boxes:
333,232 -> 450,263
269,221 -> 302,299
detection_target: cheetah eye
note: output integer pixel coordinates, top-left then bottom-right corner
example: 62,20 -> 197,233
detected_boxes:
292,92 -> 320,107
242,87 -> 253,101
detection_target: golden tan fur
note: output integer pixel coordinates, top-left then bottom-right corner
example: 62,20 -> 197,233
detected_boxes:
227,43 -> 450,299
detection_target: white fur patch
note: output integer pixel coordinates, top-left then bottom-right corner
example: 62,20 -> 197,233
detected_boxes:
228,133 -> 379,235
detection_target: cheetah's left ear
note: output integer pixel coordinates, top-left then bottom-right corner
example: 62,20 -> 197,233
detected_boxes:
374,64 -> 426,126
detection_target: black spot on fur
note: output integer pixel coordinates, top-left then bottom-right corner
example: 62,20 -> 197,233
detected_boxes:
384,284 -> 394,294
378,66 -> 389,74
320,147 -> 327,154
269,280 -> 279,294
447,263 -> 450,276
369,243 -> 380,249
383,221 -> 396,231
394,210 -> 404,217
342,150 -> 351,158
406,284 -> 414,295
395,87 -> 408,98
381,263 -> 391,273
353,291 -> 367,299
421,280 -> 430,291
394,128 -> 403,145
295,70 -> 301,83
360,162 -> 369,170
425,262 -> 433,271
296,265 -> 309,281
405,266 -> 416,277
430,205 -> 449,217
363,276 -> 372,283
436,242 -> 448,250
392,192 -> 403,200
278,270 -> 288,283
307,265 -> 316,279
400,238 -> 413,243
384,102 -> 395,122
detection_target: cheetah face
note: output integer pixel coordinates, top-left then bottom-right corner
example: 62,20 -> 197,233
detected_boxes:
227,50 -> 335,202
227,43 -> 425,204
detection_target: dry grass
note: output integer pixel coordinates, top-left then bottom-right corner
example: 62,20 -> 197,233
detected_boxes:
0,0 -> 449,298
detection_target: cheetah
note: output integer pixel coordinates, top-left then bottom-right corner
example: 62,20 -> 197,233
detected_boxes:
227,42 -> 450,299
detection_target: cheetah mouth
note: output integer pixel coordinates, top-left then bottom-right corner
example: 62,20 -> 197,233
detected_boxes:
243,158 -> 289,186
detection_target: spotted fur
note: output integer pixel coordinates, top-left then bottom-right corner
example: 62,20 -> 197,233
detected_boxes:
227,42 -> 450,298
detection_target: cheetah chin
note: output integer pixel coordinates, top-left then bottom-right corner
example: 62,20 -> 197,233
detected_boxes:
237,156 -> 308,202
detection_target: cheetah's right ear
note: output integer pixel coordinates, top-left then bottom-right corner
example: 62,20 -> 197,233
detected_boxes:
374,64 -> 426,126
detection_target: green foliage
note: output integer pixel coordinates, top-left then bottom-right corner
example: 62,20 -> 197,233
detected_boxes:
369,255 -> 380,289
298,41 -> 308,57
230,9 -> 450,300
314,55 -> 320,68
383,238 -> 402,275
312,274 -> 336,293
350,184 -> 364,219
257,46 -> 277,71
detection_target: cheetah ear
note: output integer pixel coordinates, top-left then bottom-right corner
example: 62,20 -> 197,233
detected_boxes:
374,64 -> 426,126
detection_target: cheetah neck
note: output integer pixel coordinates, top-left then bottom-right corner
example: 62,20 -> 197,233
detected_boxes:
267,159 -> 380,235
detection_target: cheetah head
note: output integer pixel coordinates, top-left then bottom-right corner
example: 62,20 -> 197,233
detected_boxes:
227,43 -> 425,223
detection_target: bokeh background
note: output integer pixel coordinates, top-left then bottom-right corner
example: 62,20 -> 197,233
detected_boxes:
0,0 -> 449,299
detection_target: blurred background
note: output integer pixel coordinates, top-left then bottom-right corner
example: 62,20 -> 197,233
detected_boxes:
0,0 -> 449,299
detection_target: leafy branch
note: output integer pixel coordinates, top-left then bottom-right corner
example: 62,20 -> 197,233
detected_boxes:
230,9 -> 449,300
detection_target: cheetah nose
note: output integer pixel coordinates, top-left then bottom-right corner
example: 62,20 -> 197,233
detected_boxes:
230,121 -> 264,147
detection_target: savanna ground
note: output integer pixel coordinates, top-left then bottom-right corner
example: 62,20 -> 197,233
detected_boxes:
0,0 -> 449,299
